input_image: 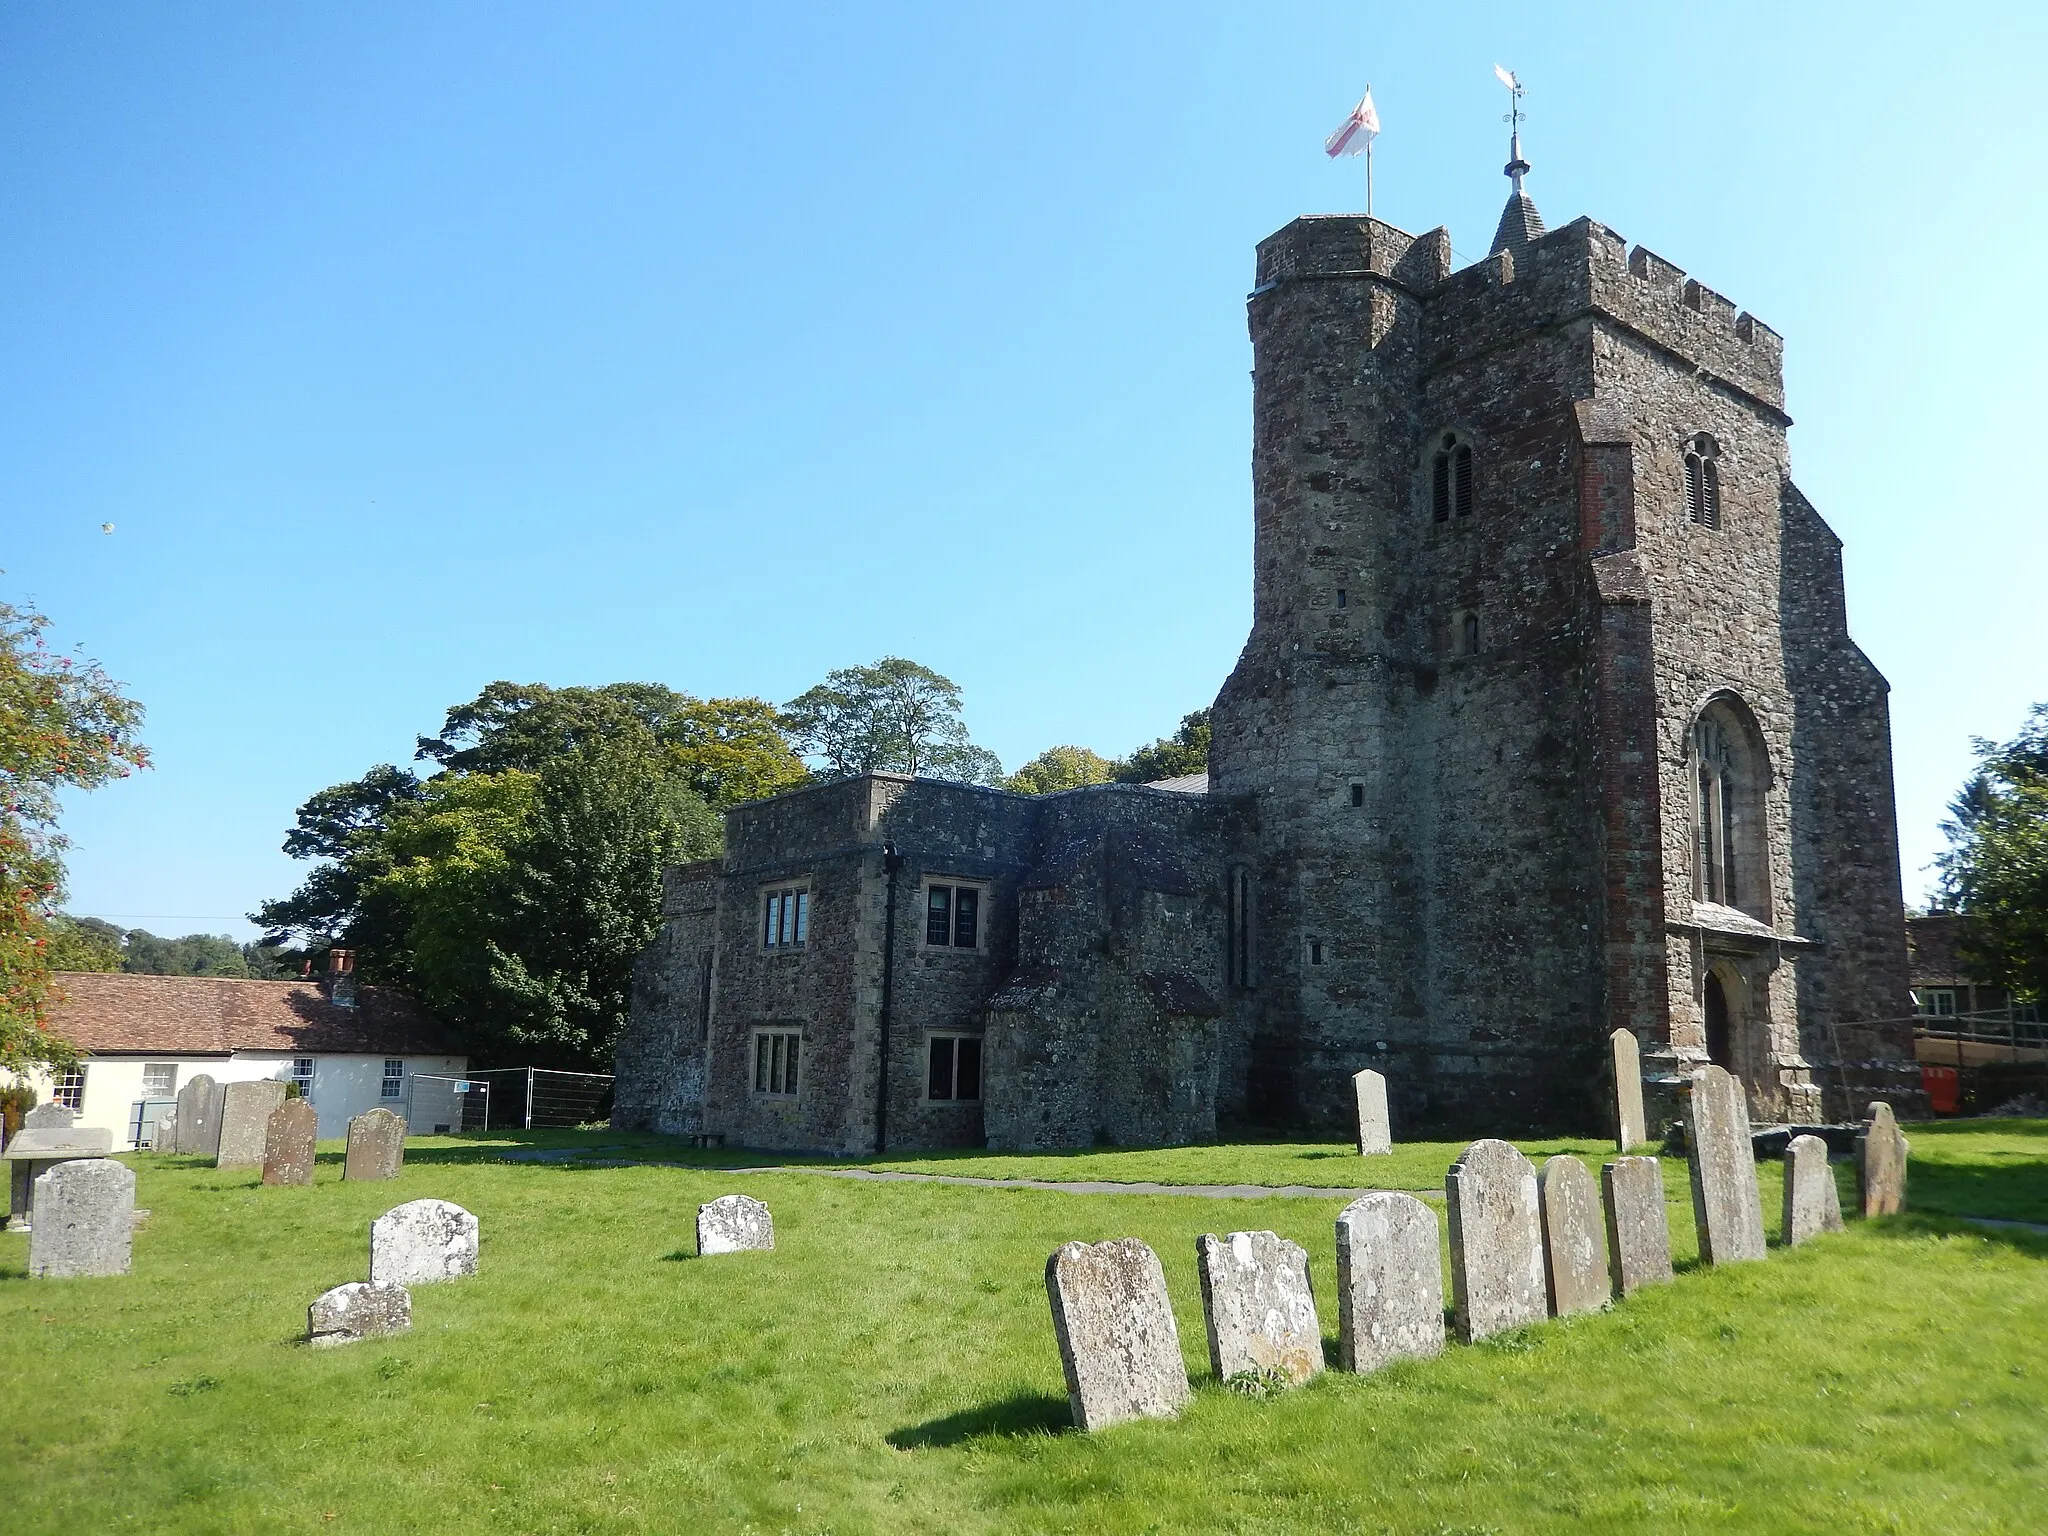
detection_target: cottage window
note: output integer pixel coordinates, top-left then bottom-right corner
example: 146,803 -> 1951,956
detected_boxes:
1915,989 -> 1957,1019
923,881 -> 984,950
753,1029 -> 802,1097
379,1059 -> 402,1100
1432,433 -> 1475,521
926,1033 -> 983,1102
53,1067 -> 85,1111
762,886 -> 810,950
1684,433 -> 1722,529
142,1063 -> 177,1099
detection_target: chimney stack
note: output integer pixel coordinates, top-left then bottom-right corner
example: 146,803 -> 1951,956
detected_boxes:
327,947 -> 358,1009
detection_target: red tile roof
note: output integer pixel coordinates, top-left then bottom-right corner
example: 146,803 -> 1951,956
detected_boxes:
47,972 -> 466,1057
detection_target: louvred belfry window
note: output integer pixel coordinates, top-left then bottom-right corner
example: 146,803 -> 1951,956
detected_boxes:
1684,433 -> 1722,530
1432,433 -> 1474,521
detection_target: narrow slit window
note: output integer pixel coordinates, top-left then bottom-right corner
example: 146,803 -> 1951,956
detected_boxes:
1432,450 -> 1452,521
1350,783 -> 1364,807
1453,444 -> 1474,517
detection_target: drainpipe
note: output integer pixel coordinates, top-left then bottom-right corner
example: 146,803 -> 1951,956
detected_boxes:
876,842 -> 905,1154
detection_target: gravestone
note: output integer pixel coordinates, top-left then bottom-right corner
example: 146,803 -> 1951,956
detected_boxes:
696,1193 -> 774,1255
1686,1064 -> 1766,1264
344,1108 -> 406,1181
369,1199 -> 478,1285
175,1074 -> 224,1157
1601,1156 -> 1673,1295
1783,1134 -> 1846,1245
1858,1101 -> 1909,1217
1194,1229 -> 1321,1386
1351,1068 -> 1392,1156
1537,1155 -> 1609,1316
152,1105 -> 177,1151
1333,1190 -> 1444,1374
5,1124 -> 115,1228
215,1080 -> 288,1169
23,1101 -> 76,1130
28,1158 -> 135,1278
1045,1237 -> 1190,1431
262,1099 -> 319,1187
308,1281 -> 412,1347
1611,1028 -> 1647,1149
1445,1138 -> 1547,1342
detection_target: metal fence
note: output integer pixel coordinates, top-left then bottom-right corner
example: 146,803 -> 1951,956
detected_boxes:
466,1067 -> 614,1130
127,1097 -> 176,1150
405,1075 -> 491,1134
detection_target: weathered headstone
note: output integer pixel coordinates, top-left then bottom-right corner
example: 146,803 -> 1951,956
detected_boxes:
1194,1229 -> 1321,1386
1333,1190 -> 1444,1373
152,1105 -> 177,1151
344,1107 -> 406,1181
1686,1064 -> 1766,1264
1783,1134 -> 1846,1245
262,1099 -> 319,1187
1351,1068 -> 1392,1156
1537,1155 -> 1609,1316
174,1074 -> 223,1156
307,1281 -> 412,1347
5,1124 -> 115,1228
1045,1238 -> 1189,1430
1445,1138 -> 1547,1343
1857,1101 -> 1909,1217
215,1080 -> 289,1169
23,1101 -> 77,1130
1611,1027 -> 1647,1150
369,1199 -> 478,1285
1601,1155 -> 1673,1295
28,1158 -> 135,1278
696,1193 -> 774,1255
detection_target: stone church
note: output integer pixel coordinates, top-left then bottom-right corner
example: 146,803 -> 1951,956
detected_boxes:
613,162 -> 1924,1153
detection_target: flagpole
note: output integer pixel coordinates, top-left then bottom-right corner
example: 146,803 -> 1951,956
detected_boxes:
1366,134 -> 1373,217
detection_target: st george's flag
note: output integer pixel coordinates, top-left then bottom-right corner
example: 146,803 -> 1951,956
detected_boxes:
1324,89 -> 1380,158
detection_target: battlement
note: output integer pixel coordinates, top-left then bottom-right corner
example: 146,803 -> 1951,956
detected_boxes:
1253,215 -> 1451,292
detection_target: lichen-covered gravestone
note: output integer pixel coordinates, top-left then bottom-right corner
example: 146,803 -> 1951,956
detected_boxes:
152,1105 -> 177,1151
1783,1134 -> 1846,1245
696,1193 -> 774,1255
1537,1155 -> 1608,1316
1858,1101 -> 1909,1217
1611,1028 -> 1647,1150
307,1281 -> 412,1347
1351,1068 -> 1392,1156
1601,1156 -> 1673,1295
344,1108 -> 406,1181
370,1199 -> 478,1285
1194,1229 -> 1321,1386
1686,1064 -> 1766,1264
262,1099 -> 319,1187
174,1074 -> 224,1157
215,1080 -> 288,1169
29,1158 -> 135,1278
22,1102 -> 76,1130
1333,1190 -> 1444,1373
5,1122 -> 114,1228
1445,1138 -> 1547,1342
1045,1237 -> 1190,1431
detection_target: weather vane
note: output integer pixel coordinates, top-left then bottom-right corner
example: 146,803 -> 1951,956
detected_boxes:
1494,65 -> 1530,196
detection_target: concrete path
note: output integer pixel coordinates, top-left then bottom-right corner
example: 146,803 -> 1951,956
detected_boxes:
1955,1214 -> 2048,1236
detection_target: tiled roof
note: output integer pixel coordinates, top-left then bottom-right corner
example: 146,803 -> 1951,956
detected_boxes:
1489,192 -> 1546,254
1905,914 -> 1970,985
47,972 -> 466,1057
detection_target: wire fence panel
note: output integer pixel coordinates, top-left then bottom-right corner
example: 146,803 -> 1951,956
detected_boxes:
467,1068 -> 615,1129
406,1076 -> 490,1134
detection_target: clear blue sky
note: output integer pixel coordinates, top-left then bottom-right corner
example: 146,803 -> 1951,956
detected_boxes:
6,1 -> 2042,940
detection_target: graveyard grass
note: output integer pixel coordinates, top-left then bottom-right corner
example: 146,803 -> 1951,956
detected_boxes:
1,1124 -> 2044,1533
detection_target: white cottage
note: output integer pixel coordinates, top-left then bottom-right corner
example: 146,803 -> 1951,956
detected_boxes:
16,968 -> 469,1150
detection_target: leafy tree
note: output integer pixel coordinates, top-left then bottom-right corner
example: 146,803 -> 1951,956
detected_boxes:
1115,709 -> 1211,783
783,658 -> 1003,785
0,594 -> 149,1074
1007,745 -> 1118,795
1938,703 -> 2048,1002
43,915 -> 123,972
251,764 -> 423,951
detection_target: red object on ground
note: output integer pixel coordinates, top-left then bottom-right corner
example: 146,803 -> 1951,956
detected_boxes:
1922,1064 -> 1960,1114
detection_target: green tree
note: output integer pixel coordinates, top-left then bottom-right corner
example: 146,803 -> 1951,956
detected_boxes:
1006,745 -> 1118,795
0,594 -> 149,1074
1115,709 -> 1211,783
783,658 -> 1003,784
120,930 -> 255,978
1938,703 -> 2048,1002
251,764 -> 423,951
43,915 -> 123,972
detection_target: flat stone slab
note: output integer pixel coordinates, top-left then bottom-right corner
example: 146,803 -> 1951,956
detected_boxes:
1538,1156 -> 1608,1316
370,1199 -> 478,1285
697,1193 -> 774,1255
2,1126 -> 114,1160
1195,1229 -> 1321,1386
1046,1238 -> 1190,1430
1687,1065 -> 1766,1264
1783,1134 -> 1846,1245
175,1074 -> 223,1157
345,1108 -> 407,1181
216,1080 -> 288,1169
1858,1101 -> 1909,1217
308,1281 -> 413,1347
1611,1028 -> 1647,1149
22,1102 -> 76,1130
262,1099 -> 319,1187
1352,1069 -> 1392,1156
1334,1190 -> 1444,1373
1446,1138 -> 1546,1342
1602,1156 -> 1673,1295
29,1158 -> 135,1278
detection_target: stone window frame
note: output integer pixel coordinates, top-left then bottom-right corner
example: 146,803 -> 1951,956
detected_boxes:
141,1062 -> 178,1099
1449,608 -> 1483,658
1683,432 -> 1723,530
919,876 -> 988,954
922,1030 -> 984,1105
1427,428 -> 1478,525
750,1027 -> 804,1099
1688,693 -> 1773,923
759,881 -> 812,953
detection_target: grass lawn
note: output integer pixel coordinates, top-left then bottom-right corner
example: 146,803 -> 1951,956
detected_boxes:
2,1124 -> 2044,1533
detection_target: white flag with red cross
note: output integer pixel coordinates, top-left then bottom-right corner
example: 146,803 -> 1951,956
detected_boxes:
1324,89 -> 1380,158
